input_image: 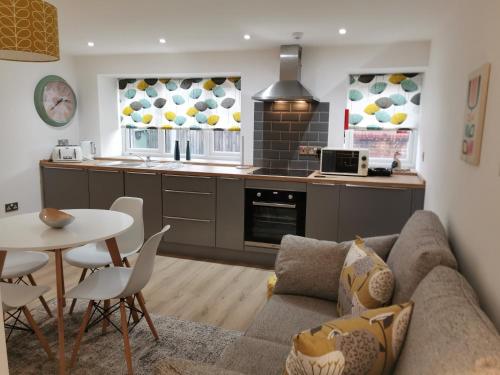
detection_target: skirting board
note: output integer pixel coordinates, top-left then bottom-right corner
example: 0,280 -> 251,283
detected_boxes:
159,242 -> 276,269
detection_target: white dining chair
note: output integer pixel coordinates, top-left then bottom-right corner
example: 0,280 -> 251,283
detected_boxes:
1,282 -> 53,359
1,251 -> 52,317
64,197 -> 144,314
66,225 -> 170,374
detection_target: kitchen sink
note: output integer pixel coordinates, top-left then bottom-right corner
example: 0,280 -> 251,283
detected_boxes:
94,161 -> 162,168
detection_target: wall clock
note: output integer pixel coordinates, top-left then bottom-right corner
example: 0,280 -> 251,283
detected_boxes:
34,75 -> 77,127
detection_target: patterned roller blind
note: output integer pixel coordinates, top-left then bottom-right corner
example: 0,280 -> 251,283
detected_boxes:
347,73 -> 423,130
118,77 -> 241,131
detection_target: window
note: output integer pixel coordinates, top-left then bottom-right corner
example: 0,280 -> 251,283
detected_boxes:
119,77 -> 242,160
344,73 -> 423,167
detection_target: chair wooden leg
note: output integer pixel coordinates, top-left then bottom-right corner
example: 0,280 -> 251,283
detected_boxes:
135,293 -> 158,340
119,299 -> 133,375
123,257 -> 131,267
70,300 -> 94,369
22,306 -> 53,359
102,299 -> 110,334
69,268 -> 87,315
27,274 -> 53,318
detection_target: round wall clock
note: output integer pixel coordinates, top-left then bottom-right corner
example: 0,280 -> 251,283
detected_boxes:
34,75 -> 77,127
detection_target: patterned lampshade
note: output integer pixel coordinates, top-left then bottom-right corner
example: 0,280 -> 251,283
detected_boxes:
0,0 -> 59,62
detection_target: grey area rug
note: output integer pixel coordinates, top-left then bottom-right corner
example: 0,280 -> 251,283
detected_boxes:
6,300 -> 241,374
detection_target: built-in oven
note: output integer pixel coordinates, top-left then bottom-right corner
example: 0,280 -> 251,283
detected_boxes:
244,188 -> 306,248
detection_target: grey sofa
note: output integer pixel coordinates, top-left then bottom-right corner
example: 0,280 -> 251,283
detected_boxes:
157,211 -> 500,375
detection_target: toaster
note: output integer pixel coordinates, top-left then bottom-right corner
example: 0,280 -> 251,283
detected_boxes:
51,146 -> 83,162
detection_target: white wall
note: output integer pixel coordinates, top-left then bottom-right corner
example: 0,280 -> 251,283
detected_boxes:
0,57 -> 79,217
74,42 -> 430,161
419,1 -> 500,328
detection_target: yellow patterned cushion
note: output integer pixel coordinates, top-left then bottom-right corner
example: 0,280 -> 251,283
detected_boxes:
337,239 -> 394,316
267,273 -> 277,299
285,302 -> 414,375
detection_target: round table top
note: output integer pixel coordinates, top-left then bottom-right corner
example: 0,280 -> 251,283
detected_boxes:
0,209 -> 133,251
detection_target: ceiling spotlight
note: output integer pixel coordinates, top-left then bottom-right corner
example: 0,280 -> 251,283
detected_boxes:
243,34 -> 251,40
87,41 -> 94,47
338,28 -> 347,35
159,38 -> 166,44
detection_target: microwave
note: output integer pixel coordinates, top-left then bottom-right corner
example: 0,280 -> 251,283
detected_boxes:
320,148 -> 369,176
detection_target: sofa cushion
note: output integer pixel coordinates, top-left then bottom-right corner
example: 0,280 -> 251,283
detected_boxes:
386,210 -> 457,303
337,238 -> 395,316
155,358 -> 244,375
245,294 -> 338,346
285,303 -> 414,375
394,266 -> 500,375
218,336 -> 290,375
274,234 -> 399,302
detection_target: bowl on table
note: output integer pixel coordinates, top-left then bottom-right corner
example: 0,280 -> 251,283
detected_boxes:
39,208 -> 75,229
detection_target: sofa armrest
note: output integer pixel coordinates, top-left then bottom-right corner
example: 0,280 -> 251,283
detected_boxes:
155,358 -> 244,375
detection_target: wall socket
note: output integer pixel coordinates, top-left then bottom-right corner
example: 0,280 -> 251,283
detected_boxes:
5,202 -> 18,212
299,145 -> 321,156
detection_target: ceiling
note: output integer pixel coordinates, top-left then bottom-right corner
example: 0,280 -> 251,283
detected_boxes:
52,0 -> 456,55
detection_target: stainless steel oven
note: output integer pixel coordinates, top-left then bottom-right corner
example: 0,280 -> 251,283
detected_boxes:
244,188 -> 306,248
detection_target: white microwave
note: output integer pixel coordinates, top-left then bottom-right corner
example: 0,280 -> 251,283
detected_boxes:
320,148 -> 369,176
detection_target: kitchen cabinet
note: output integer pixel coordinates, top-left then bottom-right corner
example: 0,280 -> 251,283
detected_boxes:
337,184 -> 413,241
216,177 -> 244,250
306,183 -> 340,241
124,171 -> 162,238
162,175 -> 216,247
41,167 -> 89,209
89,169 -> 124,209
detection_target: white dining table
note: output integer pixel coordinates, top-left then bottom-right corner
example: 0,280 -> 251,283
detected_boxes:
0,209 -> 133,375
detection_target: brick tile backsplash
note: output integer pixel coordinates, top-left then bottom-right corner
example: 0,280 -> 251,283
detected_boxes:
254,102 -> 329,171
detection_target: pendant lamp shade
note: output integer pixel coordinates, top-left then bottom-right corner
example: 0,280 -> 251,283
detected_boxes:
0,0 -> 60,62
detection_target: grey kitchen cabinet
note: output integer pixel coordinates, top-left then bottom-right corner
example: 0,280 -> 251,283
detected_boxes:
41,167 -> 89,209
124,171 -> 162,238
306,183 -> 340,241
89,169 -> 124,209
337,184 -> 414,241
162,174 -> 216,247
216,177 -> 244,250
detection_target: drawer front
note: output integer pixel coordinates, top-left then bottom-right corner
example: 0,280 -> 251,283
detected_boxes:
162,174 -> 215,193
163,190 -> 215,219
163,216 -> 215,247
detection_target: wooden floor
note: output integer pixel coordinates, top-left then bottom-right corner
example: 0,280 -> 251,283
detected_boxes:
28,253 -> 272,332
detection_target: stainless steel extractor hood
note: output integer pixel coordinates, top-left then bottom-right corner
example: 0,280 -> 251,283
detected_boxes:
252,45 -> 318,102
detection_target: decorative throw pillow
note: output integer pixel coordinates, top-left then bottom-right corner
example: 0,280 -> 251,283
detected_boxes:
337,238 -> 394,316
284,302 -> 414,375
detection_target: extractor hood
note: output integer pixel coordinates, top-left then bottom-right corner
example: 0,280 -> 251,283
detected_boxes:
252,45 -> 318,102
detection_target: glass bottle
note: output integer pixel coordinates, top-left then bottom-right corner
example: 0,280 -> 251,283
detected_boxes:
174,140 -> 180,161
186,140 -> 191,161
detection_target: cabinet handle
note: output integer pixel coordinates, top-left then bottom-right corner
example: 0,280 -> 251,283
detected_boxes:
345,184 -> 407,191
44,166 -> 85,171
167,174 -> 212,179
127,171 -> 157,176
312,183 -> 337,186
164,215 -> 211,223
163,189 -> 212,195
89,169 -> 120,173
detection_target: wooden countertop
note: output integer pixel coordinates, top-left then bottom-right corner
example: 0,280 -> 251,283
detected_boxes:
39,159 -> 425,189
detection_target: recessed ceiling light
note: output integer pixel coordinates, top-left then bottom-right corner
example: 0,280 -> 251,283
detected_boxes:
159,38 -> 166,44
87,41 -> 94,47
243,34 -> 251,40
338,28 -> 347,35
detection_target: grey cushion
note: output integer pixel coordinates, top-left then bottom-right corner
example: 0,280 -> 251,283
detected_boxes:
245,294 -> 338,345
387,210 -> 457,303
274,234 -> 398,301
394,266 -> 500,375
218,336 -> 290,375
155,358 -> 244,375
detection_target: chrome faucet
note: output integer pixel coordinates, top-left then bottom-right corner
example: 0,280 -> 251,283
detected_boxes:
128,153 -> 152,166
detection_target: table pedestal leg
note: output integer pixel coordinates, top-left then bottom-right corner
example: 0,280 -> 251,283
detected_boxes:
54,249 -> 66,375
